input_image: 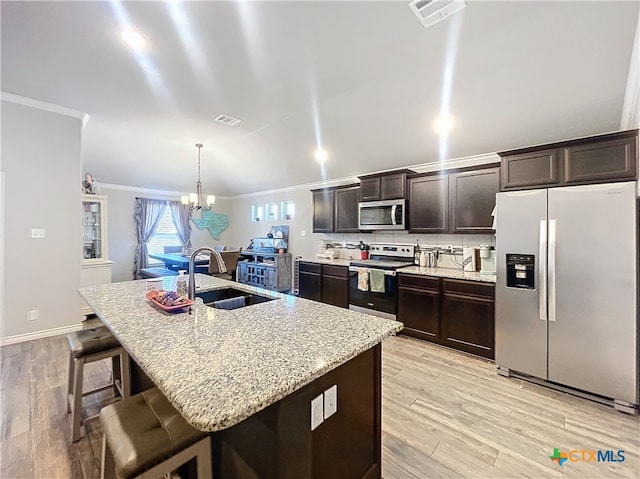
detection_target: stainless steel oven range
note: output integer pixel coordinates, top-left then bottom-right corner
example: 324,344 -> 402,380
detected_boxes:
348,243 -> 414,319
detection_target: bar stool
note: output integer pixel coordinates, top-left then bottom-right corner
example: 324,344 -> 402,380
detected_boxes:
66,326 -> 131,443
99,387 -> 212,479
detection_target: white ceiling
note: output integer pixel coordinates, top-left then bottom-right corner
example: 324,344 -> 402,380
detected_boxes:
2,1 -> 638,196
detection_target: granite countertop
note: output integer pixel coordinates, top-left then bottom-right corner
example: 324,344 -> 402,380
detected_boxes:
299,257 -> 496,283
299,257 -> 352,267
78,275 -> 402,432
398,265 -> 497,283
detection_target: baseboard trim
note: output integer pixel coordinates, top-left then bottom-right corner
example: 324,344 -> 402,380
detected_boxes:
1,323 -> 84,346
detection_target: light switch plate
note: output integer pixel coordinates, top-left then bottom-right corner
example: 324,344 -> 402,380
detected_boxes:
30,228 -> 46,239
324,385 -> 337,419
311,394 -> 324,430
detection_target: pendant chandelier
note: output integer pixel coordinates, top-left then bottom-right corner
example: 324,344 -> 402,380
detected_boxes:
181,143 -> 215,211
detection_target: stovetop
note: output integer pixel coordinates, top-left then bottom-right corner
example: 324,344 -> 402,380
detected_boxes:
349,242 -> 415,270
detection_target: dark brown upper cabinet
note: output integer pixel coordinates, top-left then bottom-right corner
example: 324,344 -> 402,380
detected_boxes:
312,189 -> 335,233
408,165 -> 499,234
334,185 -> 360,233
312,184 -> 360,233
499,129 -> 638,191
359,178 -> 381,202
500,149 -> 559,189
358,169 -> 415,201
407,175 -> 449,233
563,135 -> 637,184
449,167 -> 500,233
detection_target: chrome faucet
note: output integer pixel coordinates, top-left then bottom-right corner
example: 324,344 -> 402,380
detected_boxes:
188,246 -> 216,300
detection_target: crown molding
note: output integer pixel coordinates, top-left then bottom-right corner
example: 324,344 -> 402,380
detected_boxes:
99,182 -> 233,201
1,91 -> 85,119
408,152 -> 501,174
232,175 -> 361,199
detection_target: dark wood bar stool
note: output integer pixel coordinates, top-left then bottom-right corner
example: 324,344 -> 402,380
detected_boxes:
66,326 -> 131,443
99,387 -> 212,479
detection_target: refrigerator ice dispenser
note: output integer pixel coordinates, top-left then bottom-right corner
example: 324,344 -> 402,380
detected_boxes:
506,254 -> 535,290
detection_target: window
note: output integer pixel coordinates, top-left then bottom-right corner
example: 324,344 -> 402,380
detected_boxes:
281,201 -> 295,220
252,204 -> 264,222
266,203 -> 278,221
147,208 -> 181,264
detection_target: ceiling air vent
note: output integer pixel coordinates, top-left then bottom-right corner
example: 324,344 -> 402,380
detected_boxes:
409,0 -> 466,28
214,114 -> 241,126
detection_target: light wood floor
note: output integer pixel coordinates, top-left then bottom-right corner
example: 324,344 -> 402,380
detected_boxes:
1,333 -> 639,478
382,336 -> 640,479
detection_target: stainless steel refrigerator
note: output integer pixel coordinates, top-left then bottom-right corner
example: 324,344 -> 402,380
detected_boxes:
495,181 -> 638,413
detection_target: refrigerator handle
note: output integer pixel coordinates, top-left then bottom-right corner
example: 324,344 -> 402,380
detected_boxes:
548,219 -> 556,322
539,220 -> 547,321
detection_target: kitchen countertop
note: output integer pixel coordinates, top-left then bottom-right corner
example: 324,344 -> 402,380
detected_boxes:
299,257 -> 352,267
398,265 -> 497,283
299,257 -> 496,283
78,274 -> 402,432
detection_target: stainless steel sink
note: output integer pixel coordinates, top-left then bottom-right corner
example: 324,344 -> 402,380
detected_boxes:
195,287 -> 277,309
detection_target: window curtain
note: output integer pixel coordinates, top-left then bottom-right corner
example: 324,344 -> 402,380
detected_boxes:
133,198 -> 168,279
169,201 -> 192,250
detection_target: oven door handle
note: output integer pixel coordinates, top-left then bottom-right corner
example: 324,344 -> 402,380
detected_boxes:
348,267 -> 396,276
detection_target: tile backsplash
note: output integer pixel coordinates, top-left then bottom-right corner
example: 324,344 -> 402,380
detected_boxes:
322,232 -> 495,266
323,232 -> 495,249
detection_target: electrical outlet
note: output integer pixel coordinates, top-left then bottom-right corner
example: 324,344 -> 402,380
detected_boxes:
30,228 -> 46,239
301,230 -> 306,237
311,394 -> 324,430
324,385 -> 337,419
28,310 -> 39,321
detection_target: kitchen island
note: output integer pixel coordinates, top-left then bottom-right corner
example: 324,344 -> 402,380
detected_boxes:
78,274 -> 402,478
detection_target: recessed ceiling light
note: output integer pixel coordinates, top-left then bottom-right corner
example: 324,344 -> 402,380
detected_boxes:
314,148 -> 328,162
120,29 -> 146,50
433,113 -> 455,134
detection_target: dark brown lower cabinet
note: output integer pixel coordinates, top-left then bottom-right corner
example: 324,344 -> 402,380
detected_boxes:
321,264 -> 349,308
298,262 -> 322,302
398,274 -> 495,359
441,279 -> 495,359
298,261 -> 349,309
398,274 -> 441,340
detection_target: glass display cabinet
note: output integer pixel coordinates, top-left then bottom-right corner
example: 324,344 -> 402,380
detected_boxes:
82,195 -> 108,261
81,195 -> 112,315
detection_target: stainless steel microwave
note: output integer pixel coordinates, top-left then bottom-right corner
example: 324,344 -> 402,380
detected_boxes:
358,199 -> 407,230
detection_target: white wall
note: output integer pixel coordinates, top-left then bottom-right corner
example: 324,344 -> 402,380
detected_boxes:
99,184 -> 233,282
229,187 -> 319,260
621,6 -> 640,131
1,98 -> 83,340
